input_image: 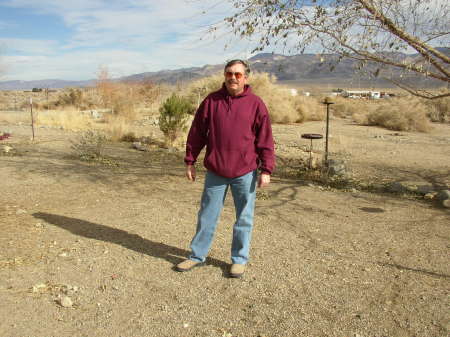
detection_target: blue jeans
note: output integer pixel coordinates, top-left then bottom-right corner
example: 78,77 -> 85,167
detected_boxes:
189,170 -> 257,265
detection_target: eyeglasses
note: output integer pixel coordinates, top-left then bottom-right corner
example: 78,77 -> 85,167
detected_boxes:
225,71 -> 245,80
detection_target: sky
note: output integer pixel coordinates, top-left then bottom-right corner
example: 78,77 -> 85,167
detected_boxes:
0,0 -> 258,81
1,0 -> 447,82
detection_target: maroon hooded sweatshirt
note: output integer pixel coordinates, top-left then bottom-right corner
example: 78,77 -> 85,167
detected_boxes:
184,84 -> 275,178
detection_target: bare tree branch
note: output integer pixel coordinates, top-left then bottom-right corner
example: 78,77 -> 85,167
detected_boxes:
383,76 -> 450,99
357,0 -> 450,77
214,0 -> 450,99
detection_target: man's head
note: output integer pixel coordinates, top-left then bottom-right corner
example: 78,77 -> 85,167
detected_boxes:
224,59 -> 250,96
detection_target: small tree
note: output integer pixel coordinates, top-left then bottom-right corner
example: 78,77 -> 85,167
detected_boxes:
96,66 -> 115,108
159,94 -> 194,146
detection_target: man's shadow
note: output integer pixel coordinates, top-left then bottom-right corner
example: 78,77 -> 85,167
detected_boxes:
33,212 -> 227,273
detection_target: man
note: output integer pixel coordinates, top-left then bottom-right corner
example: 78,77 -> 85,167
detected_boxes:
176,59 -> 275,278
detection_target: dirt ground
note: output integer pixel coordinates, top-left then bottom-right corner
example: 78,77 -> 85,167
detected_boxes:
0,115 -> 449,337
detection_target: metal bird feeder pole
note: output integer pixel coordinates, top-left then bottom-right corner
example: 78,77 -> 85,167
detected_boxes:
322,100 -> 335,166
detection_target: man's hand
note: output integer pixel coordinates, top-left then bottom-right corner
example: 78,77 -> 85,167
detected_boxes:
186,165 -> 196,182
258,173 -> 270,188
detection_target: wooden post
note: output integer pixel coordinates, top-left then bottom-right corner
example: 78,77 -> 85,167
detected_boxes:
30,97 -> 35,141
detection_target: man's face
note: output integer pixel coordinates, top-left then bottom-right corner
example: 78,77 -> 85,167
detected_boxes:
224,63 -> 247,96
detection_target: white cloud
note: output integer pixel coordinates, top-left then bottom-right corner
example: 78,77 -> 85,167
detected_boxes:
2,49 -> 153,80
1,42 -> 255,81
3,0 -> 228,49
0,0 -> 264,80
0,38 -> 58,55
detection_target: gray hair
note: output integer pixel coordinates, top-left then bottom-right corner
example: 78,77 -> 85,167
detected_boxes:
224,59 -> 251,76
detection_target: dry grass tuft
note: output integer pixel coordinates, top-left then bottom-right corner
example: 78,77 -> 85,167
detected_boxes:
366,98 -> 431,132
95,67 -> 165,120
251,74 -> 324,123
36,108 -> 93,131
95,115 -> 133,141
0,112 -> 29,124
184,73 -> 223,107
294,96 -> 325,122
47,88 -> 96,110
251,73 -> 299,123
332,96 -> 373,118
332,96 -> 432,132
425,96 -> 450,123
187,72 -> 324,124
103,120 -> 129,141
0,69 -> 169,141
120,132 -> 138,142
35,68 -> 167,124
366,102 -> 430,132
34,108 -> 135,141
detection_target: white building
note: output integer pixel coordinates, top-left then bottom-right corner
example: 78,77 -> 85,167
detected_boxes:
344,90 -> 380,99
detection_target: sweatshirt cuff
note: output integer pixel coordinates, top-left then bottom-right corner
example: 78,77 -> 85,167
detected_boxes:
260,168 -> 272,175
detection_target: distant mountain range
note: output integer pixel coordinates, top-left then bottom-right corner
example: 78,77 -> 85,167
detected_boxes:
1,49 -> 447,90
0,79 -> 96,91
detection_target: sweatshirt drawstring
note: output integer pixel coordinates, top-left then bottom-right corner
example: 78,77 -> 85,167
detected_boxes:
227,96 -> 232,112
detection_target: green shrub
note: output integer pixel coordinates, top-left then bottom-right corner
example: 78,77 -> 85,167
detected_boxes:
71,130 -> 107,161
159,94 -> 194,146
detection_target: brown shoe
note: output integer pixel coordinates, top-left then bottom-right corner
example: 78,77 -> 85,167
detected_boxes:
176,259 -> 202,272
230,264 -> 245,278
